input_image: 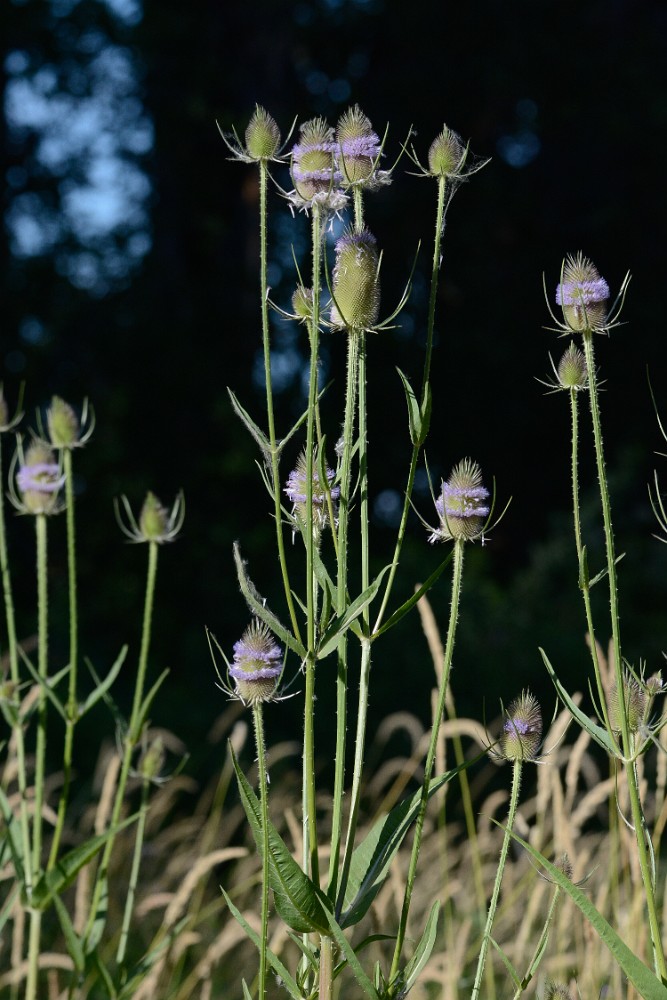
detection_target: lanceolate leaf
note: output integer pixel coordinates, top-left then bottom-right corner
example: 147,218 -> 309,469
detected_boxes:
78,646 -> 128,717
0,785 -> 25,886
322,917 -> 380,1000
317,565 -> 390,659
372,552 -> 453,640
227,388 -> 269,454
397,367 -> 422,446
540,648 -> 616,753
402,900 -> 440,993
234,543 -> 306,659
506,828 -> 667,1000
231,746 -> 331,934
222,890 -> 302,1000
340,756 -> 484,928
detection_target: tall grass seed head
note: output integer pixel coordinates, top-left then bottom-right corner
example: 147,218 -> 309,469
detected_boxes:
557,343 -> 587,389
291,117 -> 340,202
230,620 -> 282,704
244,105 -> 281,161
430,458 -> 489,542
16,441 -> 65,515
556,253 -> 610,332
501,691 -> 542,762
427,126 -> 466,179
47,395 -> 80,448
336,104 -> 382,185
284,451 -> 340,539
330,226 -> 380,330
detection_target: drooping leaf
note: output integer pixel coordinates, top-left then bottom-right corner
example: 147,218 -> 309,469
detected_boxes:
223,890 -> 302,1000
234,543 -> 306,659
231,745 -> 331,934
506,827 -> 667,1000
490,935 -> 521,988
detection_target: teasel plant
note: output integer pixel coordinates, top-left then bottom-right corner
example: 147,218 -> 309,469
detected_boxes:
539,254 -> 667,985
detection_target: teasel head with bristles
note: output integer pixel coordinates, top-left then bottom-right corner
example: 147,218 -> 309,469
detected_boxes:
284,450 -> 340,543
229,620 -> 283,705
115,490 -> 185,544
427,126 -> 467,179
336,104 -> 388,189
330,226 -> 380,332
555,253 -> 610,333
428,458 -> 490,543
290,117 -> 344,208
608,671 -> 648,735
44,396 -> 95,449
10,440 -> 65,516
543,983 -> 574,1000
498,691 -> 543,762
218,105 -> 288,165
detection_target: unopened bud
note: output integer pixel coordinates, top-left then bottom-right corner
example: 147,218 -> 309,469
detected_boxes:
330,227 -> 380,331
428,126 -> 465,178
244,106 -> 281,161
47,396 -> 80,448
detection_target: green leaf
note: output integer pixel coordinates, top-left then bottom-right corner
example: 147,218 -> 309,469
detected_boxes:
134,668 -> 170,738
322,919 -> 380,1000
88,949 -> 118,999
0,884 -> 20,937
242,981 -> 253,1000
419,382 -> 432,445
78,646 -> 128,717
403,900 -> 440,993
540,648 -> 616,754
341,757 -> 483,927
317,565 -> 391,659
116,917 -> 189,1000
222,890 -> 302,1000
84,875 -> 107,955
32,814 -> 138,910
589,552 -> 626,589
227,388 -> 269,454
372,551 -> 453,640
397,368 -> 422,446
234,543 -> 306,660
490,935 -> 521,987
18,651 -> 69,722
231,745 -> 331,934
0,784 -> 25,886
54,893 -> 85,972
506,828 -> 667,1000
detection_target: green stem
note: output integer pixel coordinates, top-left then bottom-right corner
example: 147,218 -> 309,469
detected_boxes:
0,437 -> 33,896
568,387 -> 614,739
253,703 -> 270,1000
84,540 -> 160,945
389,538 -> 465,987
375,175 -> 447,631
259,159 -> 302,646
471,758 -> 523,1000
116,777 -> 150,966
327,331 -> 360,898
32,514 -> 48,874
511,887 -> 560,1000
25,908 -> 42,1000
318,934 -> 333,1000
48,449 -> 78,869
582,330 -> 667,981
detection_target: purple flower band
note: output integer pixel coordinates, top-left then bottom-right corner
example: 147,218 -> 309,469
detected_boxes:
504,718 -> 531,735
436,483 -> 490,520
340,135 -> 381,159
229,663 -> 282,682
233,638 -> 281,664
291,166 -> 342,183
284,468 -> 340,505
555,278 -> 610,306
291,141 -> 337,157
335,228 -> 377,252
17,463 -> 65,494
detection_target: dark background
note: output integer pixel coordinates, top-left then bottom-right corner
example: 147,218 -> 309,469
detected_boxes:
2,0 -> 667,771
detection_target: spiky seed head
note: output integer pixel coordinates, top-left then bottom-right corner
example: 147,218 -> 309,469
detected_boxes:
646,671 -> 664,697
336,105 -> 381,184
244,106 -> 281,161
430,458 -> 490,543
229,620 -> 282,704
552,852 -> 573,881
609,673 -> 647,733
557,343 -> 587,389
543,984 -> 573,1000
330,226 -> 380,331
47,396 -> 80,448
139,736 -> 165,781
427,126 -> 465,178
139,492 -> 170,541
292,285 -> 314,324
501,691 -> 542,762
556,253 -> 610,332
291,117 -> 338,201
284,451 -> 339,541
16,441 -> 64,515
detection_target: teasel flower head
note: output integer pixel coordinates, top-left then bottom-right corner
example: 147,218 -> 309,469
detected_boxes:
608,671 -> 648,734
44,395 -> 94,450
556,253 -> 610,332
285,451 -> 340,541
115,490 -> 185,544
139,735 -> 166,782
290,117 -> 342,205
557,343 -> 588,389
244,105 -> 281,161
552,852 -> 574,881
429,459 -> 490,543
13,441 -> 65,516
543,983 -> 574,1000
330,226 -> 380,331
336,105 -> 388,188
499,691 -> 543,762
229,620 -> 283,704
427,125 -> 467,179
